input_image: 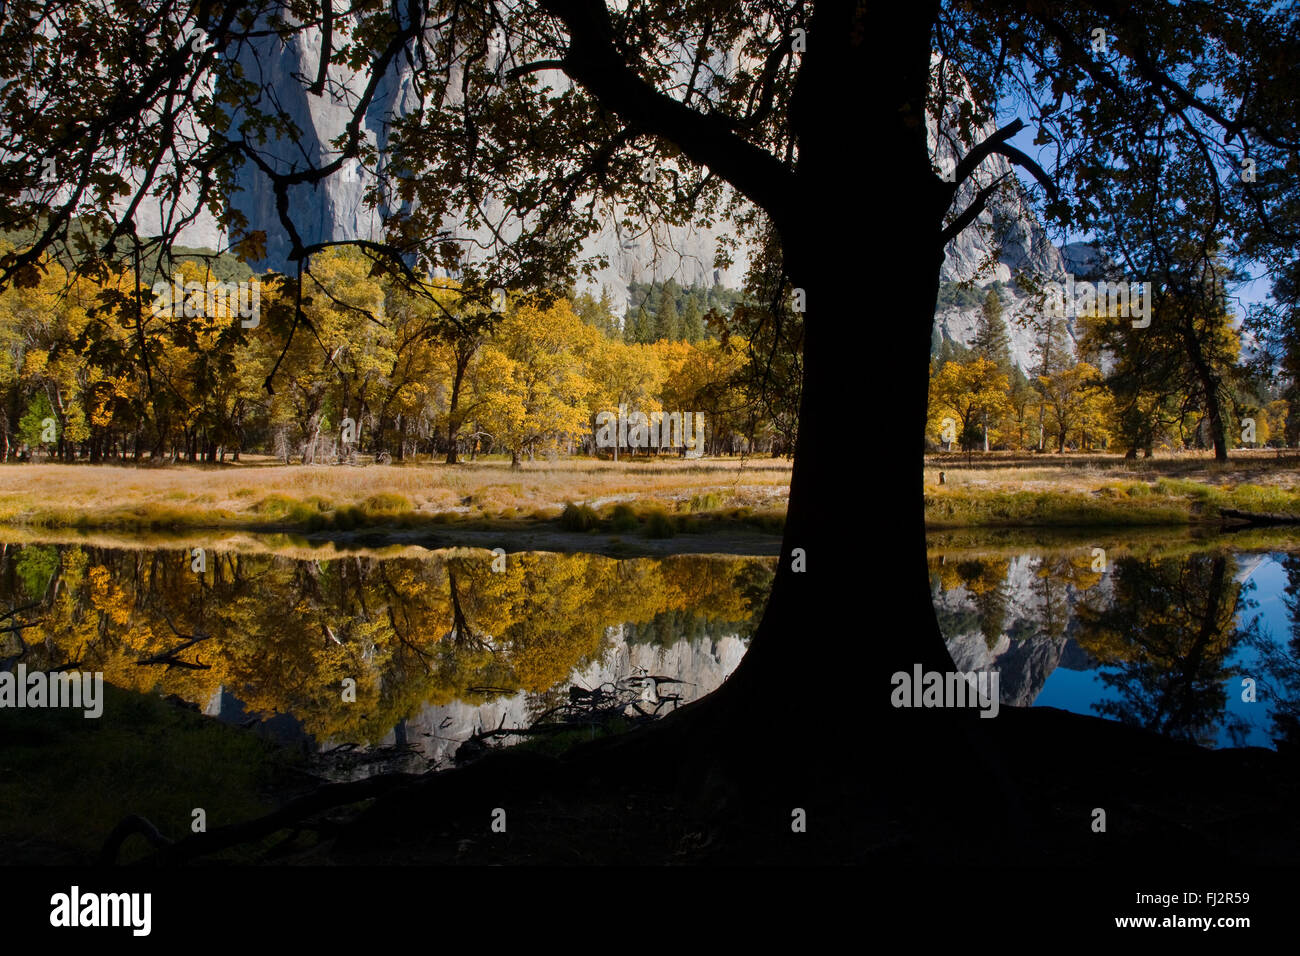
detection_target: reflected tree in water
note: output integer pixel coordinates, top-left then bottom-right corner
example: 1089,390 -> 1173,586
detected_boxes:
1075,554 -> 1250,745
929,556 -> 1012,647
0,545 -> 768,744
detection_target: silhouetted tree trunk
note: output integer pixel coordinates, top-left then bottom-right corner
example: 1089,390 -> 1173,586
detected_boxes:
1183,315 -> 1228,460
690,0 -> 961,748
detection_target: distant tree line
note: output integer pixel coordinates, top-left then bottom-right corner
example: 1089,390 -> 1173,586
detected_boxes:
570,278 -> 744,345
0,243 -> 800,466
928,284 -> 1286,456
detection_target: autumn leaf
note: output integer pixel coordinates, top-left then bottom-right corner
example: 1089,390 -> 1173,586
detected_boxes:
232,231 -> 267,264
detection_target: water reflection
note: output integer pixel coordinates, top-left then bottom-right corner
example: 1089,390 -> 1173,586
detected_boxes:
1242,554 -> 1300,753
0,543 -> 769,770
929,541 -> 1300,749
1076,553 -> 1251,746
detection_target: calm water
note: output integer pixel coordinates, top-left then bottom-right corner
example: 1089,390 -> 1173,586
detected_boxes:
0,541 -> 770,775
929,538 -> 1300,749
8,536 -> 1300,763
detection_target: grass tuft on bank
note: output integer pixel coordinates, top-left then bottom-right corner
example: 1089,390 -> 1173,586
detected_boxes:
557,499 -> 783,538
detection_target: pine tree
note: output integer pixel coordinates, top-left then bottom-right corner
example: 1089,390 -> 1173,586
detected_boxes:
972,289 -> 1012,372
1032,313 -> 1074,450
969,289 -> 1014,450
626,281 -> 646,313
682,294 -> 705,342
656,282 -> 681,341
1034,313 -> 1073,379
574,286 -> 618,336
935,336 -> 973,368
624,302 -> 654,344
707,285 -> 725,313
597,286 -> 618,337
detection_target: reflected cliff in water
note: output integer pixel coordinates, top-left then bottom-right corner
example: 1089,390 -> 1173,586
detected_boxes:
929,536 -> 1300,750
0,542 -> 772,773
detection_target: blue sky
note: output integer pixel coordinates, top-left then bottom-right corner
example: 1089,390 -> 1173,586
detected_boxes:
997,97 -> 1276,316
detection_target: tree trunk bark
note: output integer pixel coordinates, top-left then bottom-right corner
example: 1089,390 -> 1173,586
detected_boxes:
567,0 -> 1035,862
1183,312 -> 1228,460
718,0 -> 960,737
445,351 -> 469,464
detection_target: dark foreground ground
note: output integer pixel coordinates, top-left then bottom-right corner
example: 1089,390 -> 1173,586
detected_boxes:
6,682 -> 1294,868
316,706 -> 1300,867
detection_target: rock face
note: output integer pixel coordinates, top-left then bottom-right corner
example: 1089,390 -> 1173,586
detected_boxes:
922,62 -> 1087,373
387,627 -> 749,770
221,23 -> 417,270
934,554 -> 1105,709
931,187 -> 1076,375
130,29 -> 1070,334
927,94 -> 1083,373
216,23 -> 748,312
202,626 -> 748,779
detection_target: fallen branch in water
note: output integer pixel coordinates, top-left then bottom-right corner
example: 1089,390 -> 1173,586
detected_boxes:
0,602 -> 43,672
1220,508 -> 1300,527
134,613 -> 212,670
98,814 -> 173,865
454,670 -> 690,764
133,634 -> 212,670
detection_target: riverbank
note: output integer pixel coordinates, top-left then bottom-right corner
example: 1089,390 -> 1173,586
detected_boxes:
926,452 -> 1300,528
0,524 -> 783,558
0,459 -> 788,542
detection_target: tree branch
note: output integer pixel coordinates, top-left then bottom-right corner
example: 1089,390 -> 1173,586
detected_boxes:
539,0 -> 797,231
940,173 -> 1012,246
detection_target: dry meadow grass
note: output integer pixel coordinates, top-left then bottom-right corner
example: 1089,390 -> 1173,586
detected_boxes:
0,455 -> 791,532
923,450 -> 1300,527
924,449 -> 1300,493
